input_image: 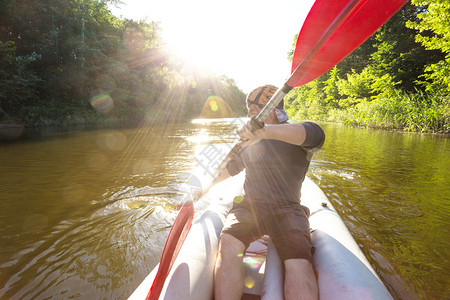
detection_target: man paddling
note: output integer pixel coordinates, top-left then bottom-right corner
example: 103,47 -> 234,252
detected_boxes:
213,84 -> 325,300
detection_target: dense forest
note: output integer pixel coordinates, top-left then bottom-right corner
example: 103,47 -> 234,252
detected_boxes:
1,0 -> 449,133
0,0 -> 247,128
285,0 -> 449,133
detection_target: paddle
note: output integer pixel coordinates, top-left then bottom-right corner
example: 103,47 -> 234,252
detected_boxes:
289,0 -> 409,87
145,0 -> 407,298
145,200 -> 194,300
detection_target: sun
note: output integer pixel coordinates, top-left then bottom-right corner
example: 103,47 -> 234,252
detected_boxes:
164,29 -> 219,75
110,0 -> 315,93
160,9 -> 242,77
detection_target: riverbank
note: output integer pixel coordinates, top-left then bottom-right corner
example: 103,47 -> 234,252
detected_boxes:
0,116 -> 140,140
4,114 -> 448,142
292,119 -> 450,137
286,90 -> 449,134
0,105 -> 197,140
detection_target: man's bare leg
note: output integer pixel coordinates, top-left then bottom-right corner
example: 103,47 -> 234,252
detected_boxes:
284,258 -> 318,300
214,233 -> 246,300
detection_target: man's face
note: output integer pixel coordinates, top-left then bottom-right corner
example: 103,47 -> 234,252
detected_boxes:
246,103 -> 279,124
247,103 -> 263,118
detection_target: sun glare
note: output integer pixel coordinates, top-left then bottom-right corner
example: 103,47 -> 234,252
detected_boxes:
165,34 -> 219,75
161,7 -> 242,76
111,0 -> 314,92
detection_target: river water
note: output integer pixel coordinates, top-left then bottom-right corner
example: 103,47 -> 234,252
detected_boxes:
0,119 -> 448,299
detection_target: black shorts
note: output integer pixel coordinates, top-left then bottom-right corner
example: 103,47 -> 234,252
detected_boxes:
221,199 -> 314,264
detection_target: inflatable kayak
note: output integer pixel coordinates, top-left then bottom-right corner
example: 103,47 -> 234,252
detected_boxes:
129,173 -> 393,300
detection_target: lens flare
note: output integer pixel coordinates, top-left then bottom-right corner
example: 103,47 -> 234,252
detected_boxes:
210,100 -> 218,112
104,132 -> 127,150
200,95 -> 235,118
244,276 -> 255,289
233,195 -> 244,203
90,93 -> 114,113
243,257 -> 263,270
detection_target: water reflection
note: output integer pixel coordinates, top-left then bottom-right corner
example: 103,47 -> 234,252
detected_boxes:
0,120 -> 243,299
310,123 -> 449,299
0,120 -> 448,299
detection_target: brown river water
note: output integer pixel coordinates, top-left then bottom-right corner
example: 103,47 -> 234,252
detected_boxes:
0,119 -> 448,299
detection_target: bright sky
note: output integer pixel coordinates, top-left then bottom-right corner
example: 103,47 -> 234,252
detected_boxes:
110,0 -> 315,93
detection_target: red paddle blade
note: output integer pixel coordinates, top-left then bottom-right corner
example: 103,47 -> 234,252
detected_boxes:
146,200 -> 194,300
289,0 -> 408,87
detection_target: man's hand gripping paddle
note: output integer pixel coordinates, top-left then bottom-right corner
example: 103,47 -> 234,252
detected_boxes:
146,0 -> 407,298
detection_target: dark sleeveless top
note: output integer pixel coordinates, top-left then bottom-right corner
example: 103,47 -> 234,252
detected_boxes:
226,122 -> 325,206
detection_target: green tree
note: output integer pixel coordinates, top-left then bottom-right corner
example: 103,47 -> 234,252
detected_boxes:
336,67 -> 375,107
337,36 -> 377,75
0,41 -> 42,119
407,0 -> 450,95
368,3 -> 444,92
323,66 -> 341,109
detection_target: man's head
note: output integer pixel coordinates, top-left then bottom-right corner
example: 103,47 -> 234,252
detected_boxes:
246,85 -> 289,123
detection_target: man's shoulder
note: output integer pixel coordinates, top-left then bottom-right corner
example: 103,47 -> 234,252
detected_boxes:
299,122 -> 325,151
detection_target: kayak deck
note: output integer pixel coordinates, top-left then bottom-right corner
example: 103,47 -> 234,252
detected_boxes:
129,175 -> 393,300
242,237 -> 270,298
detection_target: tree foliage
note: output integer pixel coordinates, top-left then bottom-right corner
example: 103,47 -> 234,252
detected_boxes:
406,0 -> 450,95
0,0 -> 246,126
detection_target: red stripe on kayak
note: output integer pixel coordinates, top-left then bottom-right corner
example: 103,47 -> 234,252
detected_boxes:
146,200 -> 194,300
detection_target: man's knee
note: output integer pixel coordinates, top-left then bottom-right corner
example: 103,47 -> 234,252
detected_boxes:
284,258 -> 318,299
220,233 -> 245,252
219,233 -> 246,256
284,258 -> 314,274
215,235 -> 246,300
